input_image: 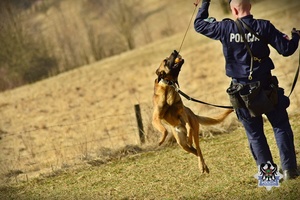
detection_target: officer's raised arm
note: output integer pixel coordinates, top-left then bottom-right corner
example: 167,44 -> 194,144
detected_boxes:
194,0 -> 222,40
267,24 -> 300,57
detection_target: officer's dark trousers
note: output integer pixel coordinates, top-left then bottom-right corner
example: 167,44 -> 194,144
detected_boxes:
235,88 -> 297,171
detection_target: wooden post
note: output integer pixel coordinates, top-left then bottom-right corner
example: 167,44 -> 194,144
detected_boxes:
134,104 -> 145,144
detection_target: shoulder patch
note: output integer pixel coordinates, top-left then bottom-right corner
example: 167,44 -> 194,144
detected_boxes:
204,17 -> 216,23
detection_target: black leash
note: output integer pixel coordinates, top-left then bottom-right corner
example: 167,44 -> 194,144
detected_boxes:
171,84 -> 233,109
288,50 -> 300,97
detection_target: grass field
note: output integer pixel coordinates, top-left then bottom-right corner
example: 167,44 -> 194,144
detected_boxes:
0,0 -> 300,199
1,113 -> 299,199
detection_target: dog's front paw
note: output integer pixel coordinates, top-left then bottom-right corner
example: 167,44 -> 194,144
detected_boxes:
158,131 -> 168,146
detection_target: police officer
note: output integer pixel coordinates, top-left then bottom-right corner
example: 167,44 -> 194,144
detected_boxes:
194,0 -> 300,180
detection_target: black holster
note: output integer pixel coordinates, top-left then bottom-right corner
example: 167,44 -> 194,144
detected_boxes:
226,82 -> 245,109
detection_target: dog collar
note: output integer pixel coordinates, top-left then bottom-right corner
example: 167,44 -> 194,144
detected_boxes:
159,79 -> 180,89
159,79 -> 172,85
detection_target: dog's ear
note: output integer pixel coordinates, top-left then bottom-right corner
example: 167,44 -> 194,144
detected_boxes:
155,68 -> 160,76
156,69 -> 166,82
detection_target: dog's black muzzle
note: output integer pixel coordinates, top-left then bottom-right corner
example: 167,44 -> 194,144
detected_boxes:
166,50 -> 184,78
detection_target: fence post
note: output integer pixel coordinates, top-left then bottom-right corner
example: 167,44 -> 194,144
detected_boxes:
134,104 -> 145,144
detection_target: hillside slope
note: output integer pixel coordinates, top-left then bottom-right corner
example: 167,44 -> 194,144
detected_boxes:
1,113 -> 300,199
0,0 -> 300,182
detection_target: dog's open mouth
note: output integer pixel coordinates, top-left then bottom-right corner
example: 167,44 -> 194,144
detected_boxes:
165,50 -> 184,72
163,50 -> 185,79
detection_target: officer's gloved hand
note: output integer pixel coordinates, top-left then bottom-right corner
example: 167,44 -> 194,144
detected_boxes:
291,28 -> 300,36
202,0 -> 211,3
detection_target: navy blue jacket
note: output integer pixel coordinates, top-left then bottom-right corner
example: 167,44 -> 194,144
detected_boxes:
194,1 -> 300,80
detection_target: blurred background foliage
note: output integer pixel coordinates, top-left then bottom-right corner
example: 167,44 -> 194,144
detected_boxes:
0,0 -> 260,92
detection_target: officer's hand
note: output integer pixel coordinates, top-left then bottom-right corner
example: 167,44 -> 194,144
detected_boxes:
291,28 -> 300,36
202,0 -> 211,3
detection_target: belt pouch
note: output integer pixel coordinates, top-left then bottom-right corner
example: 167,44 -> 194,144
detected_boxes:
240,82 -> 275,117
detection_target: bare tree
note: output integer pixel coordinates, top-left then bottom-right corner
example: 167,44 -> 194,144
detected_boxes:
105,0 -> 141,50
0,0 -> 57,91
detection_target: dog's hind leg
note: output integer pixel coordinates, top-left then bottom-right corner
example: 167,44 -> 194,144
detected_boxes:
186,123 -> 193,147
171,125 -> 198,156
192,124 -> 209,174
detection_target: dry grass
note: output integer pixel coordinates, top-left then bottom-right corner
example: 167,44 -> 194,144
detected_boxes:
0,113 -> 299,199
0,0 -> 300,197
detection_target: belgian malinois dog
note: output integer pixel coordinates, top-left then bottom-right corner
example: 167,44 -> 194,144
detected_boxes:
152,50 -> 233,173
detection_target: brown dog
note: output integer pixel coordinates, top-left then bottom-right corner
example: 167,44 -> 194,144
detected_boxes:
152,50 -> 233,173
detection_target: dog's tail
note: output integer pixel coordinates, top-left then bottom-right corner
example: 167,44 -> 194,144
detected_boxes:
196,109 -> 233,125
